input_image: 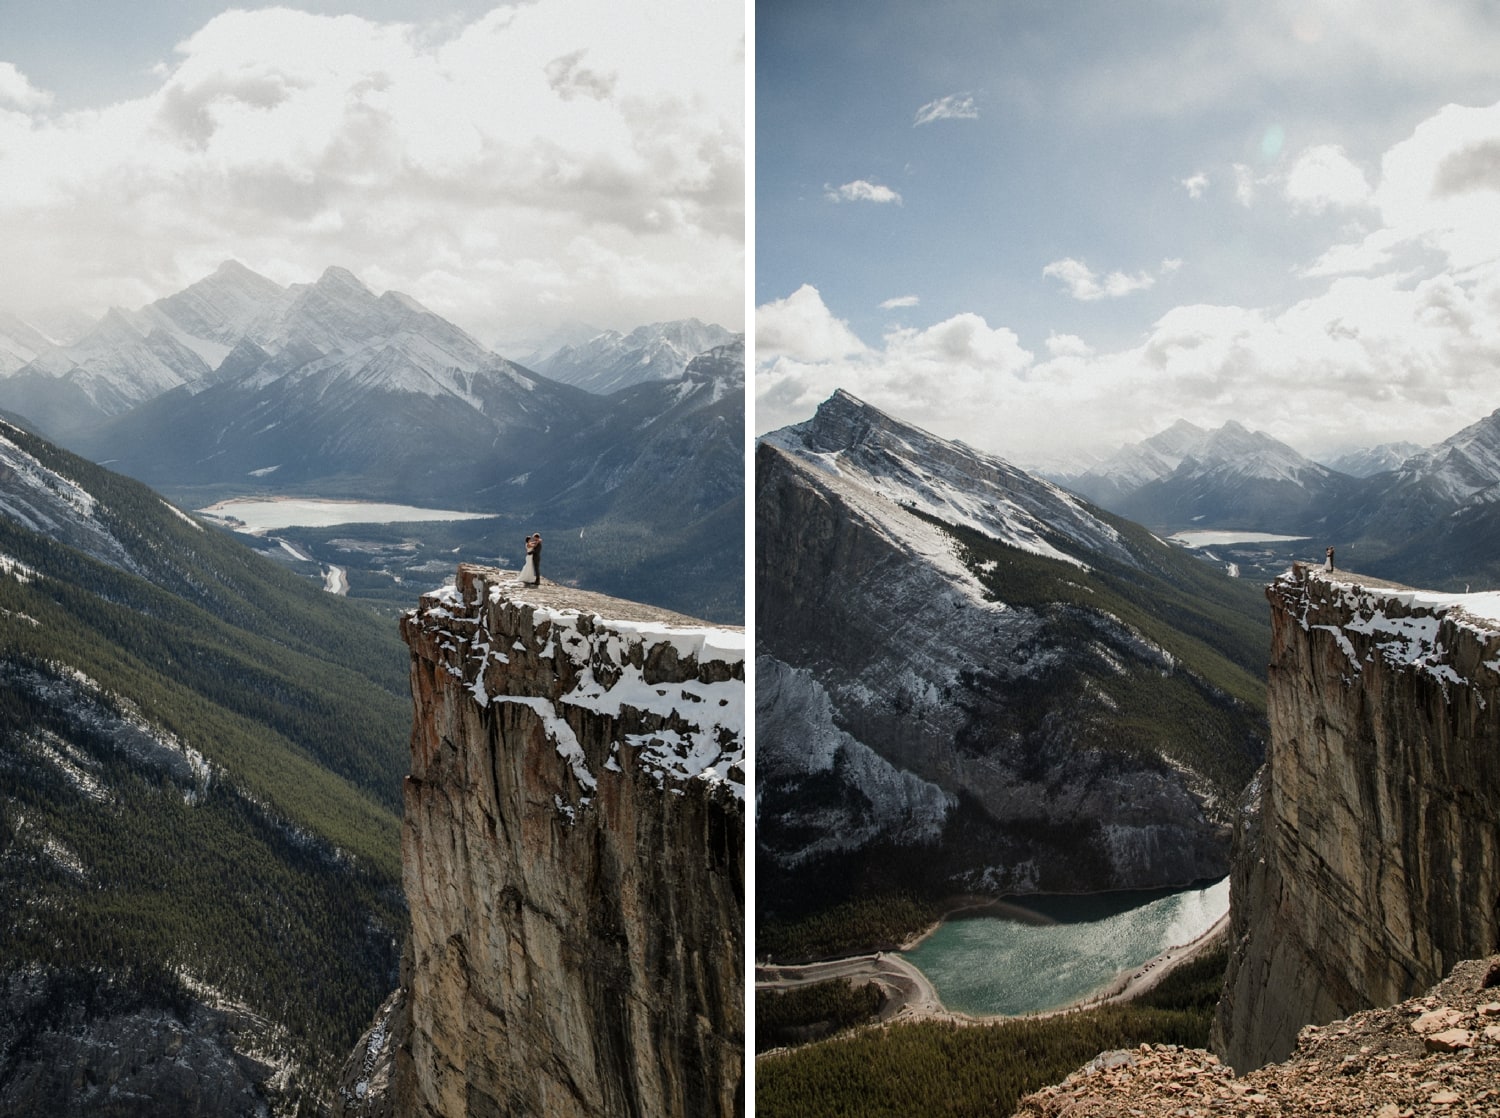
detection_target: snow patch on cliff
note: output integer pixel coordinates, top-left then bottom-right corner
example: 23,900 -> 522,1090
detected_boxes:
417,574 -> 745,804
1298,570 -> 1500,689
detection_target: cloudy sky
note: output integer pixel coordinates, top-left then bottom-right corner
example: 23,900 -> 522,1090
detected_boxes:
0,0 -> 744,352
756,0 -> 1500,467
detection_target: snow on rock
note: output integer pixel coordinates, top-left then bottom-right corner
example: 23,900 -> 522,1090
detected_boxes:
763,389 -> 1134,574
407,566 -> 745,807
0,553 -> 37,583
1283,563 -> 1500,690
159,499 -> 203,530
0,420 -> 138,574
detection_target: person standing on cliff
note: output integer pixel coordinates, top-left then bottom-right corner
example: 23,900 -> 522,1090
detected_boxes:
521,535 -> 538,585
532,533 -> 543,584
1325,545 -> 1335,572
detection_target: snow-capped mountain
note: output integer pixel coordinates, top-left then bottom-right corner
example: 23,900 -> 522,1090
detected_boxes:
0,312 -> 51,375
0,309 -> 215,437
0,262 -> 743,619
1059,418 -> 1208,506
532,318 -> 735,394
129,258 -> 285,357
0,418 -> 140,573
1387,407 -> 1500,505
757,391 -> 1267,914
1330,407 -> 1500,587
765,388 -> 1136,570
1068,419 -> 1359,532
1322,441 -> 1422,478
64,265 -> 592,498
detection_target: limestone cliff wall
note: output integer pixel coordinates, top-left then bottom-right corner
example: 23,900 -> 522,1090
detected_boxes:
1214,564 -> 1500,1071
342,566 -> 744,1117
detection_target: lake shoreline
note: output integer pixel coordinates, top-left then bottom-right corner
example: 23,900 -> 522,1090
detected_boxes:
758,883 -> 1230,1035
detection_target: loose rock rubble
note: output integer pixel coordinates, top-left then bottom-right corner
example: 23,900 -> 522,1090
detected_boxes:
1016,957 -> 1500,1116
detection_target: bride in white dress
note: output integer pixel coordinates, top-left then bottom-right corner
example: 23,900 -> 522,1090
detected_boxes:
520,536 -> 537,585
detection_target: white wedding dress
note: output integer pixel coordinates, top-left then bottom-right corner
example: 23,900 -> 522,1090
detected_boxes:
521,551 -> 537,583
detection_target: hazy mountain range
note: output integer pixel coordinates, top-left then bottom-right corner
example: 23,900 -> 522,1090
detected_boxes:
1054,408 -> 1500,591
529,318 -> 736,394
0,262 -> 743,621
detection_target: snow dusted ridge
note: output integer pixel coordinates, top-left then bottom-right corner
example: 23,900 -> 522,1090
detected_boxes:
763,388 -> 1133,573
1283,563 -> 1500,689
407,566 -> 744,804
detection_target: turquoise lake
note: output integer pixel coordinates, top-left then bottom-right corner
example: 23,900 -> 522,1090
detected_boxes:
901,877 -> 1229,1016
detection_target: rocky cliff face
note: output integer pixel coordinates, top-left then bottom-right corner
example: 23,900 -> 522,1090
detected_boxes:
1215,564 -> 1500,1071
338,566 -> 744,1117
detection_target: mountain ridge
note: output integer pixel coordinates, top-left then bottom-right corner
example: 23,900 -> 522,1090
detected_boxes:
757,391 -> 1268,921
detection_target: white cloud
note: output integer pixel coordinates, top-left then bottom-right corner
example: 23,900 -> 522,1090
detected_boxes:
1284,144 -> 1373,212
1042,257 -> 1156,301
756,286 -> 1037,446
0,1 -> 744,340
880,294 -> 920,309
1045,333 -> 1093,358
757,284 -> 868,363
0,63 -> 51,111
1181,172 -> 1209,199
826,179 -> 902,204
883,313 -> 1031,371
1299,100 -> 1500,280
913,92 -> 978,126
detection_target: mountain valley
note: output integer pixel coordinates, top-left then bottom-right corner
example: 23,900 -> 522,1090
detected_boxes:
0,419 -> 410,1113
0,262 -> 743,624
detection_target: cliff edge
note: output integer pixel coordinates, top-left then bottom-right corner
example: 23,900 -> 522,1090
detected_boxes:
336,565 -> 745,1117
1214,564 -> 1500,1071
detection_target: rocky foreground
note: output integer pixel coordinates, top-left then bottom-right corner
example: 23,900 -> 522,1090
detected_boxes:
1017,956 -> 1500,1116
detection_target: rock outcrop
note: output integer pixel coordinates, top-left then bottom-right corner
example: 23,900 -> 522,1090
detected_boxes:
337,566 -> 744,1117
1018,955 -> 1500,1116
1214,564 -> 1500,1071
0,965 -> 303,1118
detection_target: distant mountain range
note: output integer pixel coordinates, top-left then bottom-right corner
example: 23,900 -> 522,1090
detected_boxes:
1059,419 -> 1359,535
757,391 -> 1268,919
1055,409 -> 1500,591
530,318 -> 736,394
0,262 -> 743,621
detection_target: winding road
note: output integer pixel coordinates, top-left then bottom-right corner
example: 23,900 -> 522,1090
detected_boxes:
756,911 -> 1230,1027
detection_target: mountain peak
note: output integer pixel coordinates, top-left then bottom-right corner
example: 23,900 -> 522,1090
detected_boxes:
213,259 -> 260,279
315,265 -> 372,295
770,389 -> 1135,570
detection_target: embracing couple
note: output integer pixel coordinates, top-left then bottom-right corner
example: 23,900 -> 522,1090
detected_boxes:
521,533 -> 543,586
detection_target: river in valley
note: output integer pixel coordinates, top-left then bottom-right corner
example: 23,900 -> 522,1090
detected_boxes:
901,877 -> 1229,1016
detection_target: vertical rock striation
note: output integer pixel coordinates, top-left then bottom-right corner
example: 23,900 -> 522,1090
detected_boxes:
1215,564 -> 1500,1071
343,565 -> 744,1117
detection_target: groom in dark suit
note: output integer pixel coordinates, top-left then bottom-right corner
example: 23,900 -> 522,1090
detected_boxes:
532,534 -> 543,584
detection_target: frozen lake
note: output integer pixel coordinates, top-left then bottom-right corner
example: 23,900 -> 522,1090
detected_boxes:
197,497 -> 494,533
1169,530 -> 1309,549
901,877 -> 1229,1016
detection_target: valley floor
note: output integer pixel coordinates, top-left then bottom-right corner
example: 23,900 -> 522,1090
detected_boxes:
754,912 -> 1229,1034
